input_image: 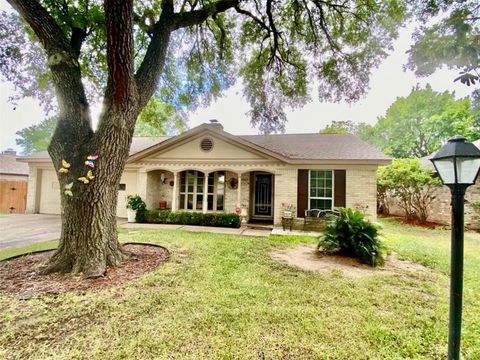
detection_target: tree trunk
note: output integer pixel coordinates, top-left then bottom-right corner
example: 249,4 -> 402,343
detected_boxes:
43,180 -> 129,277
43,108 -> 137,278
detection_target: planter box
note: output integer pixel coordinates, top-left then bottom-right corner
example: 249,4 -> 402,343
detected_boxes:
127,209 -> 136,223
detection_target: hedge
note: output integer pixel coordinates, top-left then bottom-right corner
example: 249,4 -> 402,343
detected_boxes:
136,210 -> 241,228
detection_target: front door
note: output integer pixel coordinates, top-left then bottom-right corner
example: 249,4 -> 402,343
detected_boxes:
253,173 -> 273,219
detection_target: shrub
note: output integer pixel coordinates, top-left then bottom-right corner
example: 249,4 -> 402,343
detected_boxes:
318,208 -> 385,267
126,195 -> 146,211
136,210 -> 241,228
377,159 -> 441,221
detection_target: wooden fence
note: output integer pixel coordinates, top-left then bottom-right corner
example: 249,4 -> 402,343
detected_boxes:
0,180 -> 27,214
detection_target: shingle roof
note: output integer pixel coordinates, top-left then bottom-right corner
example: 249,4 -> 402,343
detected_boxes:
239,133 -> 390,161
20,129 -> 390,163
0,154 -> 29,176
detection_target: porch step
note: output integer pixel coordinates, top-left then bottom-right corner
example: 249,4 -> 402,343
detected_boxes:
245,223 -> 274,230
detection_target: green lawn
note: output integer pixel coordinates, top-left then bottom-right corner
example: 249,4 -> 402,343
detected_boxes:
0,220 -> 479,359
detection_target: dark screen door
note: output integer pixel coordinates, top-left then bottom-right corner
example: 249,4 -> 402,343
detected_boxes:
253,173 -> 273,218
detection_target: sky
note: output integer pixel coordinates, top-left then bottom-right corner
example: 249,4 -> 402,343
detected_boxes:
0,4 -> 473,153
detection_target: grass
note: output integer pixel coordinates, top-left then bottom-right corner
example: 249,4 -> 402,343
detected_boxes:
0,220 -> 479,359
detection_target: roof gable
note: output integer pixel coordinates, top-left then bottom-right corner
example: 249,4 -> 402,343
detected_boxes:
128,124 -> 288,163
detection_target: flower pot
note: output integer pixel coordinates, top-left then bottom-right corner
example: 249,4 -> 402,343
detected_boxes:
127,209 -> 136,223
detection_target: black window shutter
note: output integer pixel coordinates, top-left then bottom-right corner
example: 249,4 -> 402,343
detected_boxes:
334,170 -> 346,208
297,170 -> 309,217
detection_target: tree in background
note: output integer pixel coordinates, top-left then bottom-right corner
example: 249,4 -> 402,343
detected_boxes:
377,159 -> 441,222
361,85 -> 479,158
320,120 -> 368,135
1,0 -> 410,277
15,116 -> 57,155
407,0 -> 479,87
134,97 -> 186,137
15,99 -> 185,155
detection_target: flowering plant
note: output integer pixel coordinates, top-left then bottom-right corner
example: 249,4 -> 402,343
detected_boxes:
282,203 -> 294,211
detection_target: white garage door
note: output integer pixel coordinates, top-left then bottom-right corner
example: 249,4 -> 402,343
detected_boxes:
39,169 -> 61,214
38,169 -> 137,217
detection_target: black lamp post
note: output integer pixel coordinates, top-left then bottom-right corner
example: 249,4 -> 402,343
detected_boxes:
431,136 -> 480,360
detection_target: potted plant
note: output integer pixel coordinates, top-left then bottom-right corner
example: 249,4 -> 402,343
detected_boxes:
126,195 -> 146,223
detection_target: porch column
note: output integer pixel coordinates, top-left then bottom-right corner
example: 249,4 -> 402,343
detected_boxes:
202,171 -> 210,213
237,173 -> 242,208
171,171 -> 179,211
137,168 -> 148,201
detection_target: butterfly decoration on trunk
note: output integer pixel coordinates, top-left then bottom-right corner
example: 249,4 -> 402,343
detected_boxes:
78,155 -> 98,185
84,154 -> 99,169
58,159 -> 71,174
64,182 -> 73,197
78,170 -> 95,184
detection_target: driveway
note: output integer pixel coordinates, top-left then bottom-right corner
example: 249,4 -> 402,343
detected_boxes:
0,214 -> 61,250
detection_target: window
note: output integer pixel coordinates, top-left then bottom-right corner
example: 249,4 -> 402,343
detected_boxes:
309,170 -> 333,210
179,171 -> 225,211
118,183 -> 126,191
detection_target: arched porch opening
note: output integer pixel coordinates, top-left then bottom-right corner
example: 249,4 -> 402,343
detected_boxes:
145,169 -> 175,210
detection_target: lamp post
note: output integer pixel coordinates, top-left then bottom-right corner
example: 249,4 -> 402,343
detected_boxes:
431,136 -> 480,360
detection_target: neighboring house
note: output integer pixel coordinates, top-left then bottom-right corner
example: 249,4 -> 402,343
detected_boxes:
388,140 -> 480,230
0,150 -> 29,213
20,121 -> 390,224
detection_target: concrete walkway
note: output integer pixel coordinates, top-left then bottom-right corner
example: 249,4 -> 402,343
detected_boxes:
120,222 -> 271,237
0,214 -> 271,251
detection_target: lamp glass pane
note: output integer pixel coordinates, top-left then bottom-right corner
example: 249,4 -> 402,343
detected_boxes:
456,157 -> 480,184
433,158 -> 456,184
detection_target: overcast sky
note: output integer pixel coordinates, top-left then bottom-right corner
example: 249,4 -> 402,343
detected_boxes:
0,3 -> 473,153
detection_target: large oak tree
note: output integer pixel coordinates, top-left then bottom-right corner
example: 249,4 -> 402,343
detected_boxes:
3,0 -> 408,277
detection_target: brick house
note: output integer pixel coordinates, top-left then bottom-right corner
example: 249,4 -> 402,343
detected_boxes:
20,122 -> 390,225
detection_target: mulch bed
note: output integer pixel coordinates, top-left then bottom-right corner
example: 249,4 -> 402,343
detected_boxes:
379,214 -> 444,229
0,244 -> 169,299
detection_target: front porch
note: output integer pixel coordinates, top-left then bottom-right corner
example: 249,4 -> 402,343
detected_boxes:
137,168 -> 277,225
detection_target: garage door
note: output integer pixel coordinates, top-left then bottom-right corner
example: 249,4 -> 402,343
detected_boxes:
38,169 -> 137,217
39,169 -> 61,214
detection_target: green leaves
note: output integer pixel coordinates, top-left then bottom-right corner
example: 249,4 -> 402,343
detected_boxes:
134,97 -> 186,137
15,116 -> 57,155
377,158 -> 442,221
407,1 -> 479,85
3,0 -> 410,132
361,85 -> 480,158
318,208 -> 385,267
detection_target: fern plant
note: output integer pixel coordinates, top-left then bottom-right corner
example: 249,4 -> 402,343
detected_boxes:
318,208 -> 385,267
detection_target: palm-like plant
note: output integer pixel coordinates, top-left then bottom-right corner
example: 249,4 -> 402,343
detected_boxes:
318,208 -> 385,267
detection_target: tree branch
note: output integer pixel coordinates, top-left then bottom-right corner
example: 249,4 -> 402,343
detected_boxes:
6,0 -> 72,56
234,5 -> 270,32
70,27 -> 88,58
6,0 -> 93,148
172,0 -> 239,30
134,0 -> 174,109
104,0 -> 137,107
